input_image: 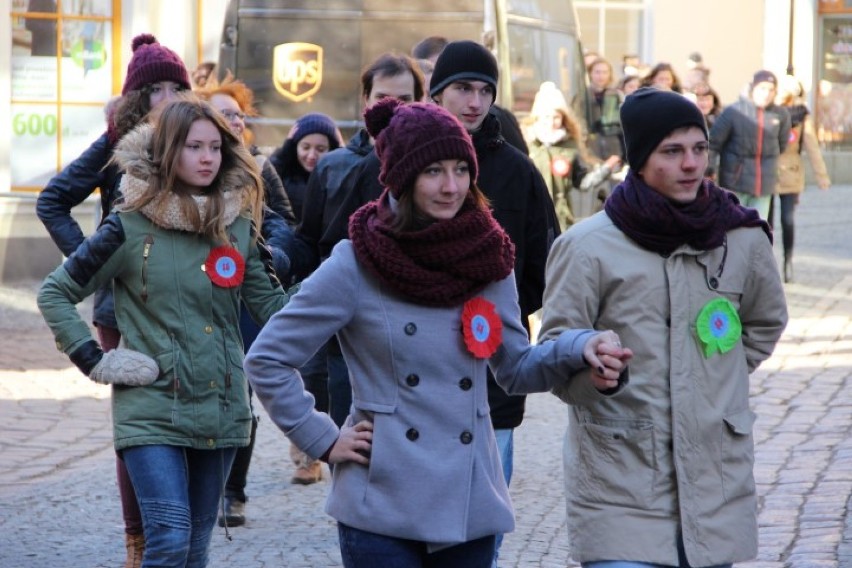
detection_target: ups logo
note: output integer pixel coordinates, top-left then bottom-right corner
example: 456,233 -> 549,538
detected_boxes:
273,42 -> 323,102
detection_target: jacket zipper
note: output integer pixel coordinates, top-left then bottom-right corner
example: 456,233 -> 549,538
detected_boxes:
755,108 -> 764,197
141,234 -> 154,303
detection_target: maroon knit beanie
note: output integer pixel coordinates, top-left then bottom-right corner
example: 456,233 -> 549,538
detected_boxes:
364,98 -> 478,199
122,34 -> 191,95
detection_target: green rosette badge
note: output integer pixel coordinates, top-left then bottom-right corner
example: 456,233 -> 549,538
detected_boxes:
696,297 -> 742,357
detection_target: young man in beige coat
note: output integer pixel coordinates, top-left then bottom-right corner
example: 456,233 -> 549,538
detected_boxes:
539,87 -> 788,568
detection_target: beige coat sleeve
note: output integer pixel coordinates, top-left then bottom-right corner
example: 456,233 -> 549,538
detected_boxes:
801,116 -> 831,189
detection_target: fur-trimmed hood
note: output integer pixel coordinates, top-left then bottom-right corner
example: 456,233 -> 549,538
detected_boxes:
112,123 -> 254,233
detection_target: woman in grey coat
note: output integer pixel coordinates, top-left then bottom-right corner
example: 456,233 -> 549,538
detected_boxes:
245,98 -> 631,567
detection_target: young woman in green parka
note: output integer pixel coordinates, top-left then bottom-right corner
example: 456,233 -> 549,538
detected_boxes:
36,99 -> 355,568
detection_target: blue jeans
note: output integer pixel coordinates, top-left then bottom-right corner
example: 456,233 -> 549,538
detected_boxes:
338,522 -> 496,568
732,191 -> 771,220
122,445 -> 236,568
492,428 -> 514,567
582,533 -> 732,568
584,562 -> 731,568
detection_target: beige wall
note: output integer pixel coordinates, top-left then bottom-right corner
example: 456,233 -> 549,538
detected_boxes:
652,0 -> 765,106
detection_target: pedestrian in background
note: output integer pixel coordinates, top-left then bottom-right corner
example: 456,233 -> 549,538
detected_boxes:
772,74 -> 831,283
38,98 -> 289,568
281,54 -> 424,452
526,81 -> 620,229
36,32 -> 191,568
245,97 -> 630,568
268,111 -> 344,486
710,70 -> 792,219
640,62 -> 683,92
268,112 -> 343,224
586,57 -> 625,161
540,87 -> 788,568
196,76 -> 296,526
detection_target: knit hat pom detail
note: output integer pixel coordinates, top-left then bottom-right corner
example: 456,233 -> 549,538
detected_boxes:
364,98 -> 403,140
131,33 -> 158,52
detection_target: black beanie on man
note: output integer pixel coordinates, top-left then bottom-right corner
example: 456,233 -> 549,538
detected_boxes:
620,87 -> 708,172
429,40 -> 499,100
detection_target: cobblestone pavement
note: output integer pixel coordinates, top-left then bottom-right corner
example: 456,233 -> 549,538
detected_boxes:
0,186 -> 849,568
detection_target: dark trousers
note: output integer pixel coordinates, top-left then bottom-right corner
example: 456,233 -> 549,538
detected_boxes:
98,325 -> 144,536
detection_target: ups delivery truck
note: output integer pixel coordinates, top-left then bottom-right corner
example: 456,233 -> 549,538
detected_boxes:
218,0 -> 588,146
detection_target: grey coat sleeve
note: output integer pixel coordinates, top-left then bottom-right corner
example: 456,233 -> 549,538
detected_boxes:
244,244 -> 357,459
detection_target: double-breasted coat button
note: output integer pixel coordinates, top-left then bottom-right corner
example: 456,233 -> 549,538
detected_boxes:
406,428 -> 419,441
406,373 -> 420,387
708,277 -> 719,289
460,431 -> 473,444
458,377 -> 473,390
404,322 -> 417,335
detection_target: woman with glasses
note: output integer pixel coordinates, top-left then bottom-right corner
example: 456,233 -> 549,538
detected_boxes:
198,75 -> 296,226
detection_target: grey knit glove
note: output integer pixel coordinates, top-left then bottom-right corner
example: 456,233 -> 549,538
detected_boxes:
89,348 -> 160,386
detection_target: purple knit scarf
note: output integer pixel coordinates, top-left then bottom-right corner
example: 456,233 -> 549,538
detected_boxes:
604,170 -> 771,254
349,193 -> 515,307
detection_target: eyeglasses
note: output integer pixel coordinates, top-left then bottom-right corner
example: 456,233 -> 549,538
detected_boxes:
220,109 -> 246,121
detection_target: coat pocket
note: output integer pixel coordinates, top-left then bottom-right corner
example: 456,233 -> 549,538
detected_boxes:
721,408 -> 757,503
574,416 -> 656,508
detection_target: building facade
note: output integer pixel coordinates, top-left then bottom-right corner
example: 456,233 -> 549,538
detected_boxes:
1,0 -> 849,281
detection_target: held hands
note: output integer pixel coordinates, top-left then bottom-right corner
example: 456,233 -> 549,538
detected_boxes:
583,331 -> 633,391
604,155 -> 622,172
328,420 -> 373,466
89,348 -> 159,386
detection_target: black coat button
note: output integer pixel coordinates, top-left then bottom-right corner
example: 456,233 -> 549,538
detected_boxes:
460,431 -> 473,444
406,428 -> 419,441
404,322 -> 417,335
406,373 -> 420,387
708,277 -> 719,289
459,377 -> 473,390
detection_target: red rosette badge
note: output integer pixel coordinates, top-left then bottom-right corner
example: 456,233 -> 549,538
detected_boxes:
551,156 -> 571,177
205,246 -> 245,288
462,297 -> 503,359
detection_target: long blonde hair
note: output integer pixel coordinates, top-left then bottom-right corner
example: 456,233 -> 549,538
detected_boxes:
123,98 -> 264,244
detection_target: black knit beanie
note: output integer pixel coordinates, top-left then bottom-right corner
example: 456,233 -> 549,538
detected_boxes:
751,69 -> 778,90
429,40 -> 498,100
620,87 -> 708,172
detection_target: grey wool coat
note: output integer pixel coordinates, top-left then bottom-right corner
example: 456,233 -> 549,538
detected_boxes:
245,240 -> 598,546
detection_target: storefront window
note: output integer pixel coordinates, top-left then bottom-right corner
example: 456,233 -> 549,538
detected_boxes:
817,14 -> 852,149
576,1 -> 645,82
9,0 -> 116,191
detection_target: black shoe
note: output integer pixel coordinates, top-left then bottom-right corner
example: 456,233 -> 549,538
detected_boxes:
783,258 -> 793,283
218,497 -> 246,527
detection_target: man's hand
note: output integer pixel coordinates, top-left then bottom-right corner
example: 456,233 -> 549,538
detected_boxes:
584,331 -> 633,391
328,420 -> 373,465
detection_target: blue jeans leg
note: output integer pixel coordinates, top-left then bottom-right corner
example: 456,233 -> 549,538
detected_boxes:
492,428 -> 514,567
338,522 -> 495,568
123,445 -> 236,568
582,533 -> 733,568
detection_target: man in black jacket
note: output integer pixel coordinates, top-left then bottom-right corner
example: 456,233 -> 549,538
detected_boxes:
430,39 -> 560,565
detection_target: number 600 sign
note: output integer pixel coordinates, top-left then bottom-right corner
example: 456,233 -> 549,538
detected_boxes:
12,113 -> 58,136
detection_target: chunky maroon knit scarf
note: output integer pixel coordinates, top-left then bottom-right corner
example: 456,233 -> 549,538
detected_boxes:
605,170 -> 771,254
349,193 -> 515,307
